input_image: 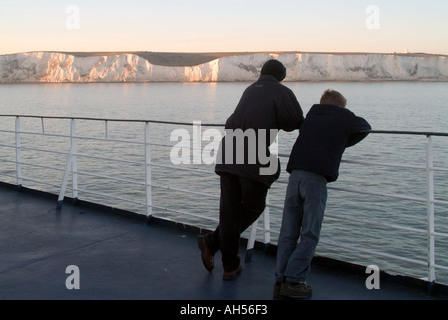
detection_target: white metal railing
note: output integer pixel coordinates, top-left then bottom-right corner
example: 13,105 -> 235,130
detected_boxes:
0,115 -> 447,285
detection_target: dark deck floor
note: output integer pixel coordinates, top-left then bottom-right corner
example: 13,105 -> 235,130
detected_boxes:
0,183 -> 446,302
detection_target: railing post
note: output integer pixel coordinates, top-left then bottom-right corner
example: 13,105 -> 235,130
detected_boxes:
72,120 -> 78,203
245,193 -> 270,262
57,119 -> 77,209
15,117 -> 23,189
145,122 -> 153,221
245,217 -> 259,262
425,135 -> 436,285
193,121 -> 202,164
263,193 -> 271,251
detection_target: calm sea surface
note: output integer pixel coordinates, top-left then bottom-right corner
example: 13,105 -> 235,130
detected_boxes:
1,81 -> 448,284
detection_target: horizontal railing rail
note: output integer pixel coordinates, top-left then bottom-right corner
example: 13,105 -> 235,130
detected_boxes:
0,115 -> 447,285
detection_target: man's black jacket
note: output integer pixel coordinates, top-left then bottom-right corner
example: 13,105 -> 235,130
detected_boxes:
215,75 -> 304,187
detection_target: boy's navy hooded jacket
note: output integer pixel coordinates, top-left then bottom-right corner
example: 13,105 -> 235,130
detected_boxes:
287,104 -> 371,182
215,75 -> 304,187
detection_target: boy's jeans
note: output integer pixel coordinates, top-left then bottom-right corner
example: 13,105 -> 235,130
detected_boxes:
275,169 -> 328,284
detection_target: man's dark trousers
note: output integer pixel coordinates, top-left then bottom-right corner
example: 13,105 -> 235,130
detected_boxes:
205,172 -> 269,272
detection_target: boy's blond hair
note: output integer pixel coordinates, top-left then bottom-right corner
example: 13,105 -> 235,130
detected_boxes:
320,89 -> 347,108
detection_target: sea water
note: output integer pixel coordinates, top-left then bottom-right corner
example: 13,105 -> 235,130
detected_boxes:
0,81 -> 447,284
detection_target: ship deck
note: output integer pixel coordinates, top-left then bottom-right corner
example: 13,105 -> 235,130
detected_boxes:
1,182 -> 447,304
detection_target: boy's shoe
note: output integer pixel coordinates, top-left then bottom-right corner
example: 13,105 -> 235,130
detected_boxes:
223,264 -> 242,280
280,281 -> 312,299
197,236 -> 214,272
273,282 -> 282,299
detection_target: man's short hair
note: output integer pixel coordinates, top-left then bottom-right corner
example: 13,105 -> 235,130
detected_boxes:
320,89 -> 347,108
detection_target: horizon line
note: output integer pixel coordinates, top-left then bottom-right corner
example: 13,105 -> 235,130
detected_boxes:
1,50 -> 447,57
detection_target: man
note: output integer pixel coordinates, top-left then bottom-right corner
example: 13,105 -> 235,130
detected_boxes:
198,59 -> 304,280
274,89 -> 371,299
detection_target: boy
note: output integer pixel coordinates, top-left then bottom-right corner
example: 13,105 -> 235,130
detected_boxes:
274,89 -> 371,299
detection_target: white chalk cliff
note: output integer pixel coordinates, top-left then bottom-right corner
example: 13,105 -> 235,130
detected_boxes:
0,51 -> 447,83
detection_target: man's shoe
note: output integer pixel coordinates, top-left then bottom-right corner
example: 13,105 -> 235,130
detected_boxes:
280,281 -> 312,299
273,282 -> 282,299
197,236 -> 214,272
223,264 -> 242,280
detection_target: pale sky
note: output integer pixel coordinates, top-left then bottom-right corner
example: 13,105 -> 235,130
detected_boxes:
0,0 -> 447,55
